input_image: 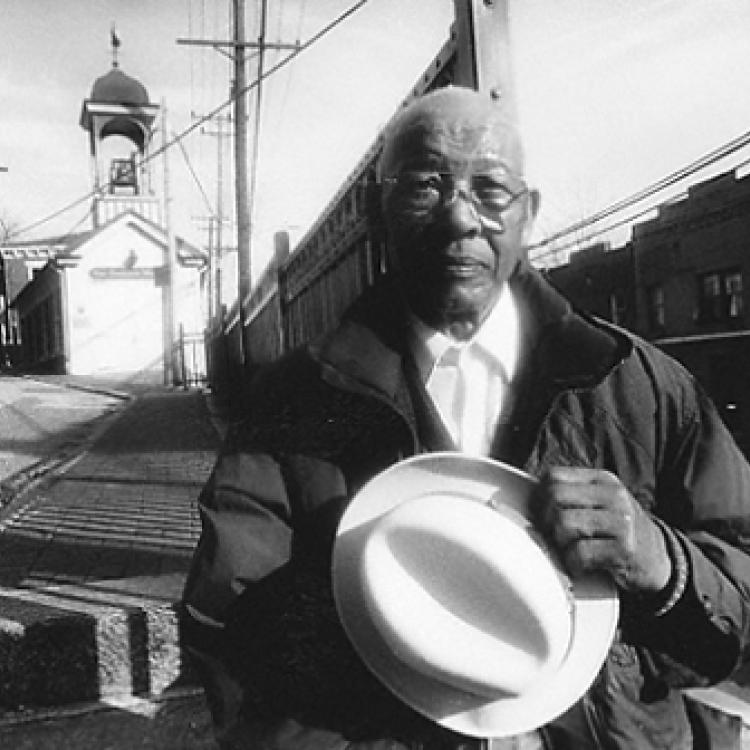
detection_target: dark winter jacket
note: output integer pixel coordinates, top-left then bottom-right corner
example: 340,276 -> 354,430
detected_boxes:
182,264 -> 750,749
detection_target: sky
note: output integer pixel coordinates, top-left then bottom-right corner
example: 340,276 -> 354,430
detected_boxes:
2,1 -> 750,291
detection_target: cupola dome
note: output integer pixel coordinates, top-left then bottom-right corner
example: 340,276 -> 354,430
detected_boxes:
79,64 -> 158,152
90,66 -> 150,106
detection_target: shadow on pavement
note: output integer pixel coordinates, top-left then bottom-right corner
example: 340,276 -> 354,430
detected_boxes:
0,529 -> 201,710
0,689 -> 218,749
0,388 -> 225,715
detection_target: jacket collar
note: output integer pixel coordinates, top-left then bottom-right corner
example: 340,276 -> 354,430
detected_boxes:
308,282 -> 411,402
510,263 -> 631,389
308,263 -> 630,400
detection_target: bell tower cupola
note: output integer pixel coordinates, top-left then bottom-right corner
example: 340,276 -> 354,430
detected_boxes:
79,28 -> 161,228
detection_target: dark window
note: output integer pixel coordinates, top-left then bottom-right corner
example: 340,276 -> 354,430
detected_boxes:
697,269 -> 744,323
608,290 -> 626,326
109,158 -> 137,190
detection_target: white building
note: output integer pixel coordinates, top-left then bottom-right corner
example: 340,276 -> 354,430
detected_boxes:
2,54 -> 206,384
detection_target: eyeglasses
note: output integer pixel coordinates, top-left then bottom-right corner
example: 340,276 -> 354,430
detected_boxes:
382,170 -> 528,231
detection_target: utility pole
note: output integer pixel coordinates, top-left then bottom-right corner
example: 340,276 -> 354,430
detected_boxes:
161,99 -> 178,386
214,114 -> 227,323
191,215 -> 216,326
233,0 -> 251,367
0,213 -> 8,367
246,0 -> 268,310
206,216 -> 216,326
194,111 -> 232,326
177,0 -> 297,367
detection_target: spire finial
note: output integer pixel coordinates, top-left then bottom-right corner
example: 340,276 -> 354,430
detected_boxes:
111,24 -> 121,68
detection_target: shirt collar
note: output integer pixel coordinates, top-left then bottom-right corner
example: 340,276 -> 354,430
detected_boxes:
409,284 -> 520,384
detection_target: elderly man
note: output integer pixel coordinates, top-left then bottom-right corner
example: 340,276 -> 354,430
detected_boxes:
182,86 -> 750,749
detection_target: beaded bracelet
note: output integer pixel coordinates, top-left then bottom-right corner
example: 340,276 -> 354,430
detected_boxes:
653,521 -> 689,618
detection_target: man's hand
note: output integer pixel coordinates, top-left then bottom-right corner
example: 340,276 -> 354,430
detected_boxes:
533,467 -> 672,595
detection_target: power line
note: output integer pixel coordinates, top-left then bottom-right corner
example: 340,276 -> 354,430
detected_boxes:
6,0 -> 370,243
6,190 -> 98,242
188,0 -> 195,114
274,0 -> 283,43
61,204 -> 95,240
133,0 -> 371,171
296,0 -> 308,43
530,126 -> 750,256
174,130 -> 215,216
530,203 -> 659,266
271,0 -> 306,155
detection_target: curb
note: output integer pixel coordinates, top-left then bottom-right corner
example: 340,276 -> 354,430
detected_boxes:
0,455 -> 70,509
0,685 -> 205,729
0,398 -> 128,516
0,685 -> 218,750
47,381 -> 132,402
0,381 -> 222,715
0,594 -> 198,712
17,373 -> 146,403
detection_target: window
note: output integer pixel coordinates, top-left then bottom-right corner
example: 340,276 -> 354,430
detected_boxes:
109,158 -> 137,190
608,290 -> 626,326
727,271 -> 744,317
647,284 -> 665,330
14,311 -> 22,345
697,269 -> 744,323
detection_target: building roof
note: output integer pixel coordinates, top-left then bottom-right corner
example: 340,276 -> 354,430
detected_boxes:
54,210 -> 207,266
0,232 -> 91,256
79,65 -> 158,148
2,211 -> 206,305
89,66 -> 151,106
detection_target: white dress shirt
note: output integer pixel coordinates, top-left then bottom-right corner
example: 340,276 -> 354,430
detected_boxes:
409,286 -> 520,455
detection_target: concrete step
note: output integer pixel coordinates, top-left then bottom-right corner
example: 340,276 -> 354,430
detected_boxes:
0,387 -> 225,715
0,580 -> 197,712
0,473 -> 200,713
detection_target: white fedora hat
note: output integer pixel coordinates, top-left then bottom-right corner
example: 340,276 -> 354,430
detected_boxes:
332,452 -> 619,739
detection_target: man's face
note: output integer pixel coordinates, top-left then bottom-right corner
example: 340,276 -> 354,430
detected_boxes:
380,91 -> 538,339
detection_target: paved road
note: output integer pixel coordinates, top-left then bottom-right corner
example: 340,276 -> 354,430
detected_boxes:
0,690 -> 218,749
2,374 -> 750,747
0,376 -> 223,747
0,374 -> 124,494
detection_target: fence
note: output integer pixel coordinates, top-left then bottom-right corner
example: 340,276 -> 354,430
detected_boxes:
175,325 -> 207,389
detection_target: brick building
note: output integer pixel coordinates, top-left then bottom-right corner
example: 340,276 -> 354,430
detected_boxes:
548,169 -> 750,456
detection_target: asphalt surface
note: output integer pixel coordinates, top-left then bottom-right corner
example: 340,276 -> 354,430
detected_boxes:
0,373 -> 226,748
2,372 -> 750,748
0,375 -> 124,504
0,690 -> 217,749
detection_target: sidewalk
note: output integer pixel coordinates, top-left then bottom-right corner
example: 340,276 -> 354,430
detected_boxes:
0,381 -> 229,746
4,378 -> 750,747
